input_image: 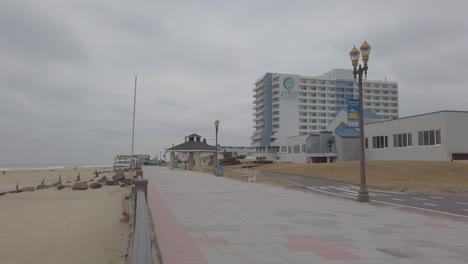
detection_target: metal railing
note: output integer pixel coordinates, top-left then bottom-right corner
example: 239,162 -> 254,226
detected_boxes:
130,171 -> 153,264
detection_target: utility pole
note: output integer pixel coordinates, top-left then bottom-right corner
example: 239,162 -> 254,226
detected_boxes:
131,75 -> 137,157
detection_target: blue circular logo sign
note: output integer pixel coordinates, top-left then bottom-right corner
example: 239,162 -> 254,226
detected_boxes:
283,77 -> 294,90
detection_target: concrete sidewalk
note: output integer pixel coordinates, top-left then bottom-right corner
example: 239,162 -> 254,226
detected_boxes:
145,167 -> 468,264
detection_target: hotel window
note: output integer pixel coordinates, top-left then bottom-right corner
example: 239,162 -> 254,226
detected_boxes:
365,138 -> 368,149
372,136 -> 388,149
281,146 -> 287,152
288,146 -> 292,153
302,144 -> 306,153
393,133 -> 412,148
418,130 -> 441,146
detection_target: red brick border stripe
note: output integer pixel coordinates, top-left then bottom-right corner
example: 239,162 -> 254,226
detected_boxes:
147,179 -> 208,264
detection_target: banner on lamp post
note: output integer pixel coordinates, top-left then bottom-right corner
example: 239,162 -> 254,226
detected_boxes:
347,98 -> 360,128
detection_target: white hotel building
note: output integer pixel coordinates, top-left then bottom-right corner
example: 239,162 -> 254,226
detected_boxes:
251,69 -> 399,154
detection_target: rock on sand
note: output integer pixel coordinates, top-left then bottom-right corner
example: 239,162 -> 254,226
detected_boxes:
22,187 -> 35,192
72,182 -> 88,190
89,182 -> 102,189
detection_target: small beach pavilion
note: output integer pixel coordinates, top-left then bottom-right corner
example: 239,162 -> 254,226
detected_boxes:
166,133 -> 218,171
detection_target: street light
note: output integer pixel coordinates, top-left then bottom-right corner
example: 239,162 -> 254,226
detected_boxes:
349,40 -> 371,202
214,120 -> 220,167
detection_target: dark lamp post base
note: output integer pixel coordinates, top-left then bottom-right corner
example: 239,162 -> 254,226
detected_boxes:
357,191 -> 370,202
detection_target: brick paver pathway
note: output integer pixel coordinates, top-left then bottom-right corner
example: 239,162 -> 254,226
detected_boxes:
145,167 -> 468,264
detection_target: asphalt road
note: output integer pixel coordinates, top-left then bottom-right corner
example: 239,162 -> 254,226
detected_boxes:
229,168 -> 468,217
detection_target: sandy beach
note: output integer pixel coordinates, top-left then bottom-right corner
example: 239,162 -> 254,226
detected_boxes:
0,167 -> 130,264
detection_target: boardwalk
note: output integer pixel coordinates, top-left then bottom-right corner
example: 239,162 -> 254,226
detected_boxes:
145,167 -> 468,264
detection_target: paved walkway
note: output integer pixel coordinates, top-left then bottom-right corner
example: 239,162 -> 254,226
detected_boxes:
145,167 -> 468,264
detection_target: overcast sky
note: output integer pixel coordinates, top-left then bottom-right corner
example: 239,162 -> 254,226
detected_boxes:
1,0 -> 467,165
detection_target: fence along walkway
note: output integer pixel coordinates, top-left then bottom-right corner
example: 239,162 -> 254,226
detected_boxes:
129,172 -> 154,264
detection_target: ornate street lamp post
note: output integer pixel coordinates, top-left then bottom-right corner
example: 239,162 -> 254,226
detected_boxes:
214,120 -> 220,167
349,41 -> 371,202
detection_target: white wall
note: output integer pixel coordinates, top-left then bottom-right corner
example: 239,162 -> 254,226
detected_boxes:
336,136 -> 360,162
364,111 -> 468,161
445,112 -> 468,154
327,110 -> 347,132
273,74 -> 301,144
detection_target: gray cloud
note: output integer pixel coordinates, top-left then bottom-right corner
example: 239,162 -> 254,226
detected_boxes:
0,1 -> 87,63
1,0 -> 468,165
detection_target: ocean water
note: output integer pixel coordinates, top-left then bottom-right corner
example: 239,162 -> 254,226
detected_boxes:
0,163 -> 111,170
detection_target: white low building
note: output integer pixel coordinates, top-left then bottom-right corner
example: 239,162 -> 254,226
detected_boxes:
113,155 -> 132,168
365,110 -> 468,161
254,110 -> 468,163
218,146 -> 256,158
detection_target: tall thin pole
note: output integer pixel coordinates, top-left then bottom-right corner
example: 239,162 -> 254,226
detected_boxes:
356,65 -> 370,202
215,128 -> 218,167
132,75 -> 137,157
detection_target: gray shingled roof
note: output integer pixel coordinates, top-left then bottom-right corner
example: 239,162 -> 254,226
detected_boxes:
167,141 -> 218,151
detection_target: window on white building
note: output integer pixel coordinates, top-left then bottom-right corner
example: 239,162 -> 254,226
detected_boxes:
302,144 -> 306,153
288,146 -> 291,153
372,136 -> 388,149
393,133 -> 412,148
293,145 -> 300,153
281,146 -> 287,152
418,130 -> 441,146
337,122 -> 346,130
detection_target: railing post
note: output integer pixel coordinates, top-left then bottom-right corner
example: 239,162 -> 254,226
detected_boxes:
136,169 -> 143,179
